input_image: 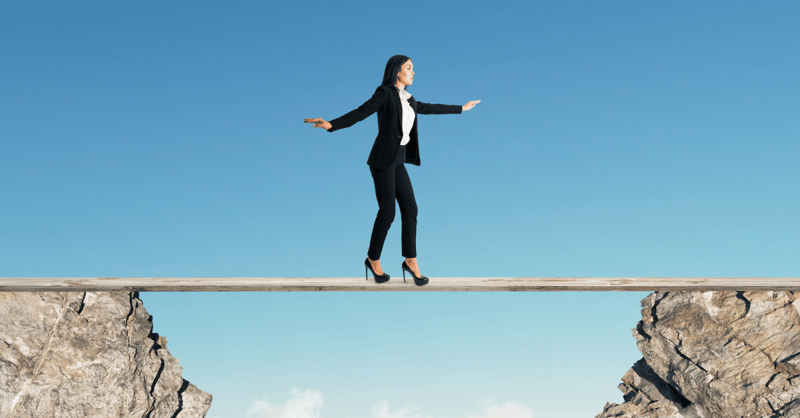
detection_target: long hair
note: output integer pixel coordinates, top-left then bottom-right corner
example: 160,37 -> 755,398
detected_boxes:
381,54 -> 412,91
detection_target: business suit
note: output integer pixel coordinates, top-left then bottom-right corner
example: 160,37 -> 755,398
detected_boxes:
328,84 -> 462,169
327,84 -> 462,260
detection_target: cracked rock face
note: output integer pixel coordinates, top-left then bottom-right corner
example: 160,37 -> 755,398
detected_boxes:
0,291 -> 211,418
596,291 -> 800,418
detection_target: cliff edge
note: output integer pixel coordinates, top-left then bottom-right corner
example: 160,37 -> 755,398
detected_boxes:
0,291 -> 211,418
596,291 -> 800,418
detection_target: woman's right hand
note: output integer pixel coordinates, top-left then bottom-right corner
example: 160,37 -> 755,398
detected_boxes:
304,118 -> 332,131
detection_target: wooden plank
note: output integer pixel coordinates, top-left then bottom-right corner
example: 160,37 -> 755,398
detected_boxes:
0,277 -> 798,292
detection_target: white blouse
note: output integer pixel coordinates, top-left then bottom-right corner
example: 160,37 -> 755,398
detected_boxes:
396,86 -> 416,146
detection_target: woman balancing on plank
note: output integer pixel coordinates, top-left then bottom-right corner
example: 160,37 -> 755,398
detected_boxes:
305,54 -> 480,286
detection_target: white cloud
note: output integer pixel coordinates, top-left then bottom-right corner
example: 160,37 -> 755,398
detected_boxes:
247,387 -> 324,418
371,399 -> 533,418
246,389 -> 533,418
464,400 -> 534,418
370,400 -> 435,418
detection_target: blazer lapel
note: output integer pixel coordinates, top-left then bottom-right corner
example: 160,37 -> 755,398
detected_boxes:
393,87 -> 418,137
393,87 -> 402,136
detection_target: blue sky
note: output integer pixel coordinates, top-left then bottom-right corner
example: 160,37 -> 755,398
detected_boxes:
1,1 -> 798,417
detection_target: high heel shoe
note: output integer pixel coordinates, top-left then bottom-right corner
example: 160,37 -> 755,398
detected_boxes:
402,261 -> 429,286
365,258 -> 390,283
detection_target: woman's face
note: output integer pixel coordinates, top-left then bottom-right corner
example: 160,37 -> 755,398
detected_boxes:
396,60 -> 414,87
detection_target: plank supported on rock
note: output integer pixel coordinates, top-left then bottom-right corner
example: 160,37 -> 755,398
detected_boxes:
1,277 -> 799,292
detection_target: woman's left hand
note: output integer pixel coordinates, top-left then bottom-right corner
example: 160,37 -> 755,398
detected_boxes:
462,100 -> 481,111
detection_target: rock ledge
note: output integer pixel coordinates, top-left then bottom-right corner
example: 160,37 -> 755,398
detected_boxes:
0,291 -> 211,418
596,291 -> 800,418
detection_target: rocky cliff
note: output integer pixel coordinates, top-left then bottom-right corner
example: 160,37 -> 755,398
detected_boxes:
0,291 -> 211,418
596,291 -> 800,418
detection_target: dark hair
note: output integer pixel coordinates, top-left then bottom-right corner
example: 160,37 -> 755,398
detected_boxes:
382,54 -> 412,90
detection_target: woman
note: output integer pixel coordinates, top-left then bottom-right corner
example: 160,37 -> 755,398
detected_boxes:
304,55 -> 480,286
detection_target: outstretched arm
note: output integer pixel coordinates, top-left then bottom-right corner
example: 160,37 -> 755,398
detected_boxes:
416,99 -> 480,114
326,86 -> 388,132
416,101 -> 462,115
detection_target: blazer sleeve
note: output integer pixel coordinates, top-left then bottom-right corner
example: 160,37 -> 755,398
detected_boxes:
328,86 -> 387,133
416,101 -> 462,115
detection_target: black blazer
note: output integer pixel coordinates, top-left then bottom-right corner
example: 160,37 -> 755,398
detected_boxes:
328,84 -> 462,169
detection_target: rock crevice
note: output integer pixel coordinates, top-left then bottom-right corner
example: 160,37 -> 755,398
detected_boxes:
0,291 -> 211,418
597,291 -> 800,418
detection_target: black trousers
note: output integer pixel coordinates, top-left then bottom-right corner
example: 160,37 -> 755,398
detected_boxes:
367,145 -> 417,260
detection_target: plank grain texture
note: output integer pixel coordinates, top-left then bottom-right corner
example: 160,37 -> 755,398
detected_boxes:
1,277 -> 799,292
